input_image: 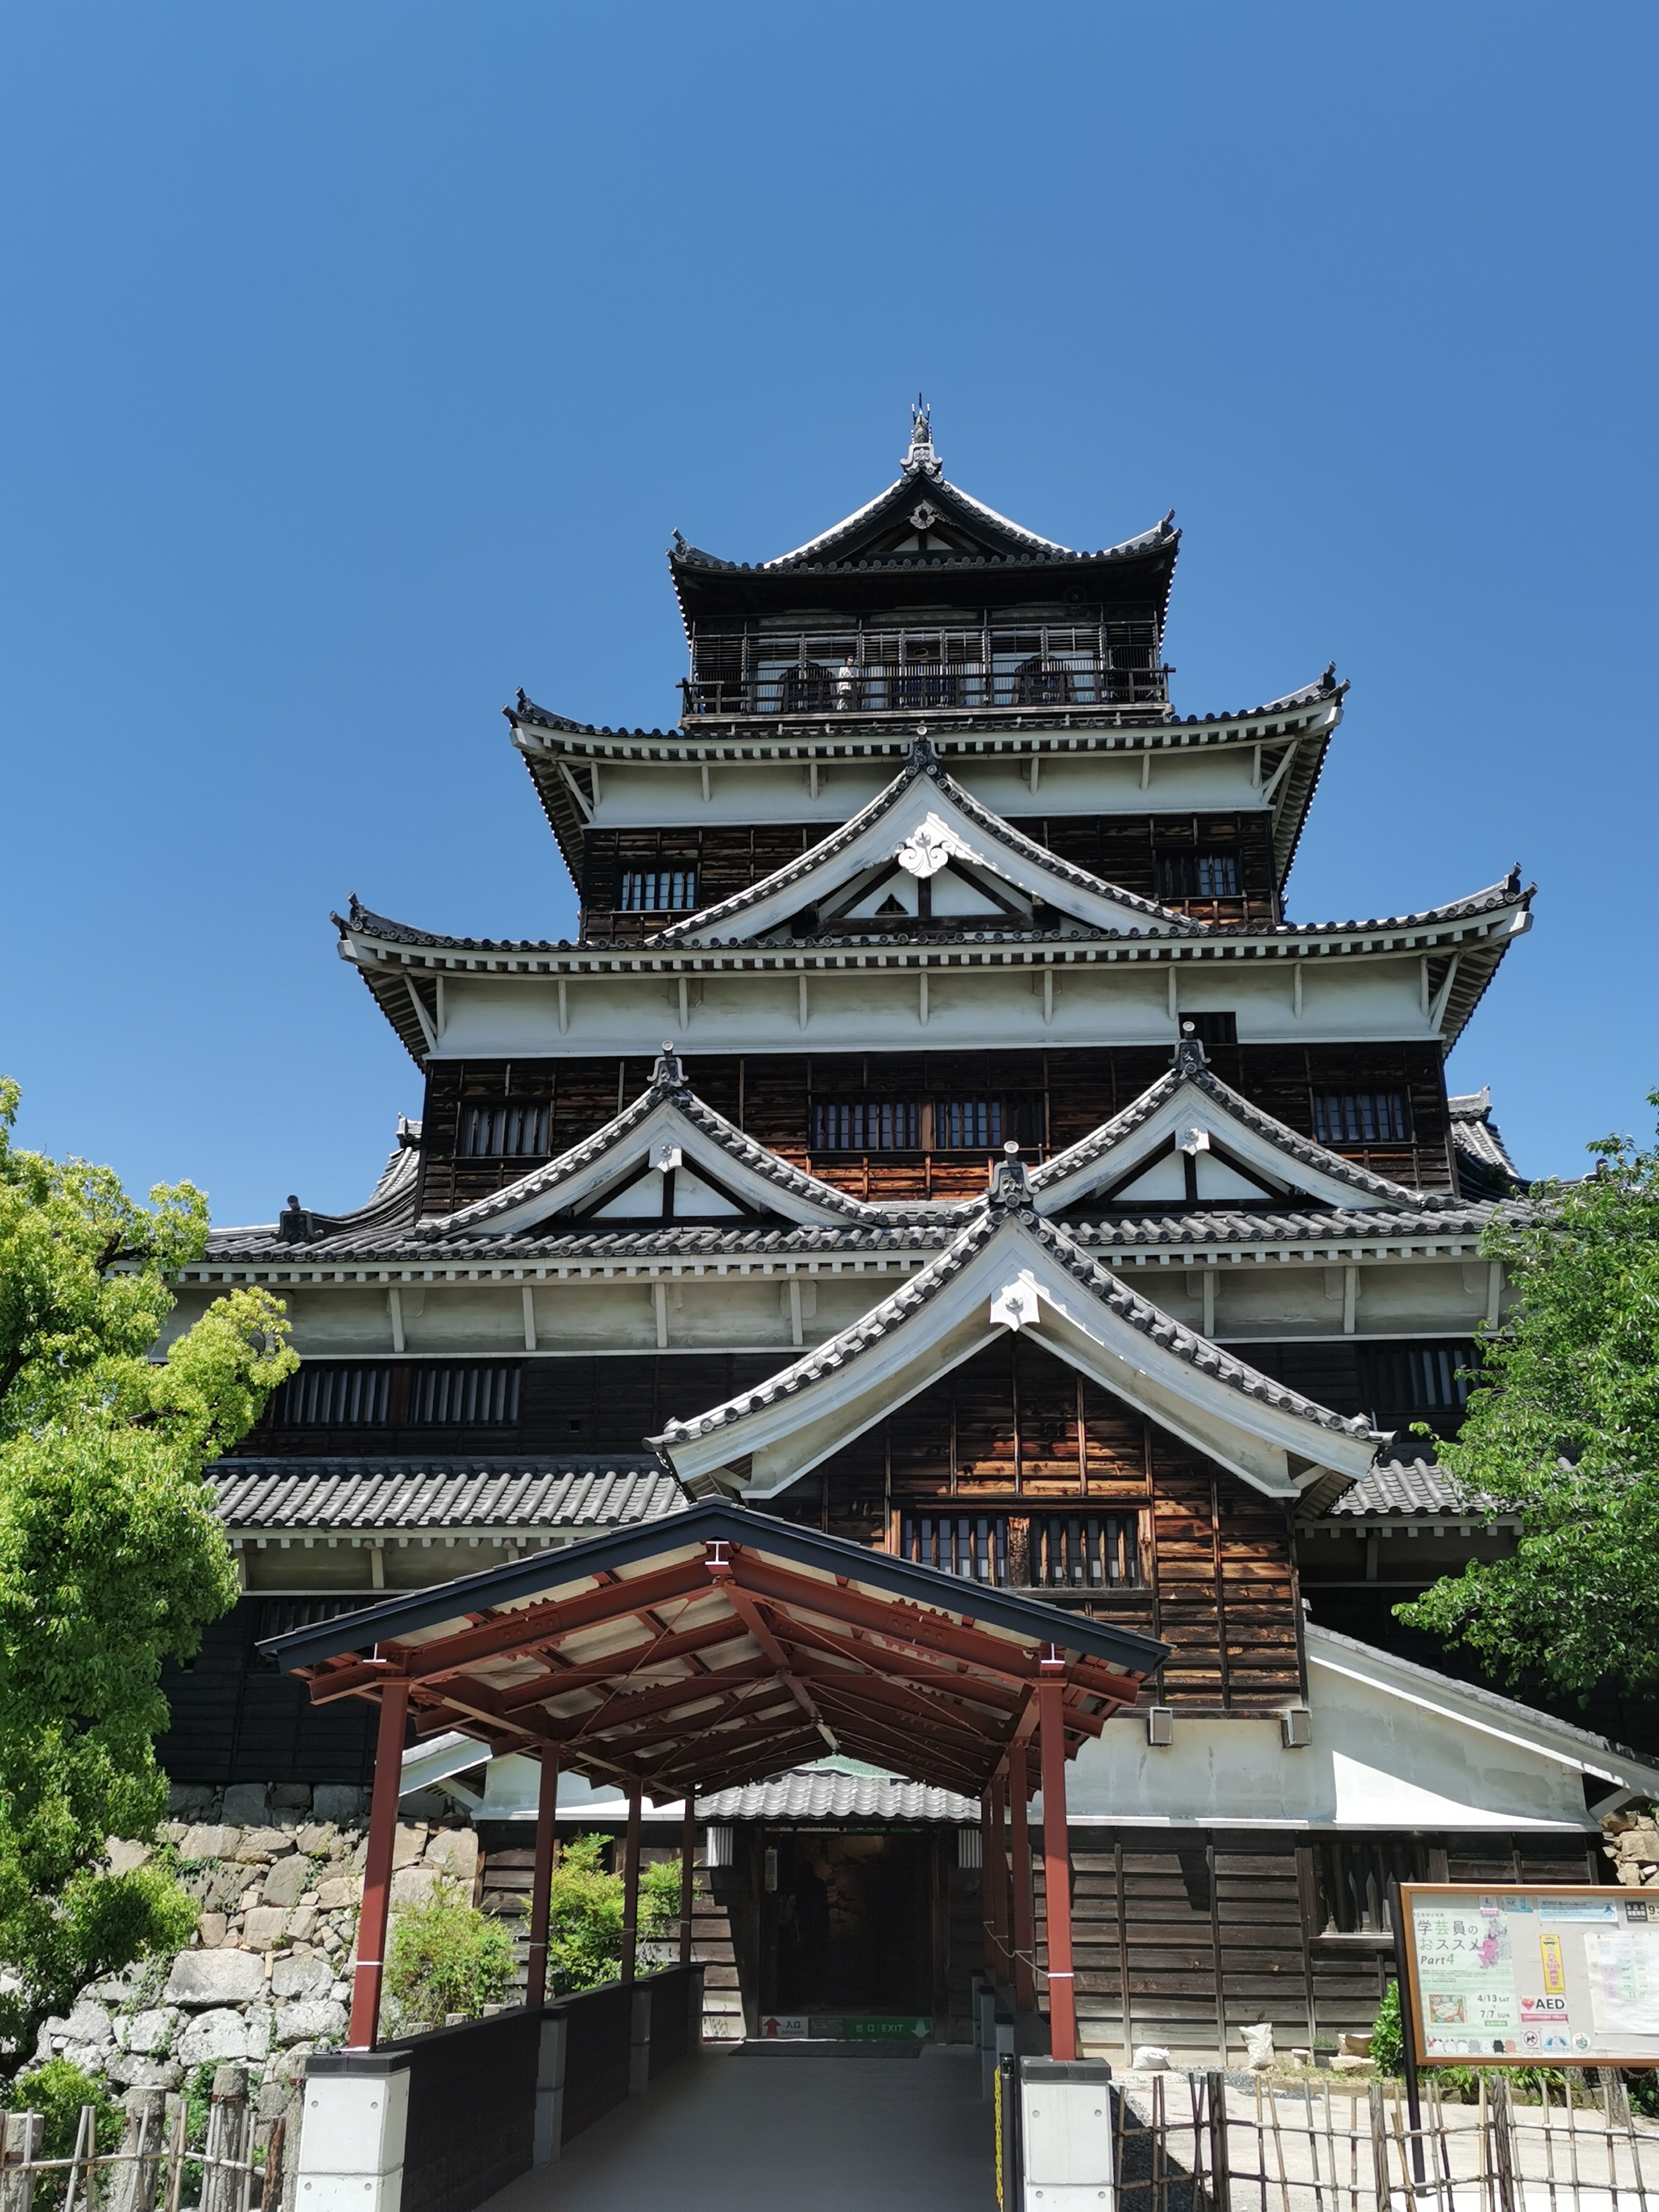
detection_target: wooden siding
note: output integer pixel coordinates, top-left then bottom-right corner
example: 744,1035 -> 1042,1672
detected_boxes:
415,1042 -> 1455,1213
765,1336 -> 1305,1716
1028,1829 -> 1601,2061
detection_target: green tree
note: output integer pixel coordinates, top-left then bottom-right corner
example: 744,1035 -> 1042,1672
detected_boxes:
0,1079 -> 297,2072
383,1883 -> 517,2029
1396,1096 -> 1659,1700
543,1835 -> 683,1994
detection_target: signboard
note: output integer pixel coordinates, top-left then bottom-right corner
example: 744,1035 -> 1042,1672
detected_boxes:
760,2014 -> 811,2039
843,2015 -> 931,2040
1399,1885 -> 1659,2068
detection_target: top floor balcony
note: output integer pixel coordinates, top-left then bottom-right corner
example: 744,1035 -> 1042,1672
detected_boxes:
680,624 -> 1170,720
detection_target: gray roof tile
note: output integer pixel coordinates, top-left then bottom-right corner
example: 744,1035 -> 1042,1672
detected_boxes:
212,1455 -> 685,1532
699,1764 -> 977,1823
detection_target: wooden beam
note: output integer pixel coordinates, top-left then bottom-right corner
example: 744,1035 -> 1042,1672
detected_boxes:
708,1550 -> 839,1753
1039,1664 -> 1077,2061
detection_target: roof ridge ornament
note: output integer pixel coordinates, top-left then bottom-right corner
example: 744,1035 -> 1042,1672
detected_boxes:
902,395 -> 942,480
652,1040 -> 689,1091
988,1139 -> 1032,1209
1173,1019 -> 1209,1076
905,729 -> 939,774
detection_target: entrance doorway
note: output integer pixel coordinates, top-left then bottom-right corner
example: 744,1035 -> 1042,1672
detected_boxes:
765,1831 -> 934,2018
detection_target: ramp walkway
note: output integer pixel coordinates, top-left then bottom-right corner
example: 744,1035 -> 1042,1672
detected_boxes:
478,2042 -> 992,2212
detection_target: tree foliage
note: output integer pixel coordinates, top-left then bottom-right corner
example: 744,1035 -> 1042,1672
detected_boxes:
1397,1097 -> 1659,1700
0,1078 -> 297,2068
383,1883 -> 517,2029
540,1834 -> 683,1995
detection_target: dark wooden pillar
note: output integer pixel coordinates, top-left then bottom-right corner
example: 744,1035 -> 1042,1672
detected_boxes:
525,1750 -> 560,2009
1039,1666 -> 1077,2061
679,1791 -> 696,1969
988,1768 -> 1011,1986
346,1675 -> 410,2050
620,1786 -> 643,1984
1010,1755 -> 1036,2014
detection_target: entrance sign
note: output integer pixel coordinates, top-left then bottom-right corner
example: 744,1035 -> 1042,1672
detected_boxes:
761,2014 -> 810,2039
1399,1885 -> 1659,2066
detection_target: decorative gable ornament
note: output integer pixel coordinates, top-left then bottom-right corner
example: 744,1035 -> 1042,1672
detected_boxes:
1176,1125 -> 1211,1156
894,813 -> 965,880
989,1270 -> 1042,1331
651,1142 -> 684,1174
908,500 -> 940,531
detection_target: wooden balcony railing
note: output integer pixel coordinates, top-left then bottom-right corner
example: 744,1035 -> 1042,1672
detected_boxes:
681,651 -> 1169,719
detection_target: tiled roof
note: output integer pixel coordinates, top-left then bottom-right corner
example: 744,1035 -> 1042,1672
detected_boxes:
206,1127 -> 424,1254
699,1763 -> 977,1823
649,739 -> 1202,948
212,1456 -> 685,1532
1031,1034 -> 1446,1210
1449,1088 -> 1526,1198
655,1164 -> 1380,1454
1323,1458 -> 1498,1518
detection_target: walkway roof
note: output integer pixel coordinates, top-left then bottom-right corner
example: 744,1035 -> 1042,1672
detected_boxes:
261,1501 -> 1169,1800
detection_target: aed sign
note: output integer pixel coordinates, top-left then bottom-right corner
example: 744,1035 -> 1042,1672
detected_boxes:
1400,1884 -> 1659,2068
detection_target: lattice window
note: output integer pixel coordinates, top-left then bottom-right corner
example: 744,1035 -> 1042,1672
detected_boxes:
411,1365 -> 522,1425
896,1510 -> 1139,1590
271,1366 -> 392,1427
1312,1089 -> 1411,1145
458,1105 -> 550,1158
811,1101 -> 921,1151
618,870 -> 698,913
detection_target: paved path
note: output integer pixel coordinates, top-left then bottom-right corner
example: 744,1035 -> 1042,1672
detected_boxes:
480,2043 -> 993,2212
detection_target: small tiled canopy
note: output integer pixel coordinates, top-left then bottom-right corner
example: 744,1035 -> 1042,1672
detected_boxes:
261,1501 -> 1169,1801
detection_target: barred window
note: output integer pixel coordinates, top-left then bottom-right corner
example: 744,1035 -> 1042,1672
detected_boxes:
811,1100 -> 920,1150
1312,1090 -> 1410,1145
1358,1341 -> 1478,1415
809,1097 -> 1042,1152
1160,851 -> 1240,900
458,1105 -> 549,1158
411,1364 -> 521,1425
271,1366 -> 391,1427
619,870 -> 697,913
897,1510 -> 1139,1590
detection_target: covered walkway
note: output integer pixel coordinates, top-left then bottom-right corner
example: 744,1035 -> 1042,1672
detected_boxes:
480,2043 -> 991,2212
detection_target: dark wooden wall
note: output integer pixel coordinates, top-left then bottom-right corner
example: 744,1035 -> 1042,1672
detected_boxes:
577,812 -> 1280,939
156,1597 -> 380,1786
417,1042 -> 1455,1212
765,1337 -> 1305,1717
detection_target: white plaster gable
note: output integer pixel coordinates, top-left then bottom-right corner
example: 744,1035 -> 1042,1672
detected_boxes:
655,1202 -> 1379,1502
1045,1627 -> 1659,1833
653,754 -> 1197,948
435,1073 -> 902,1238
1031,1056 -> 1429,1216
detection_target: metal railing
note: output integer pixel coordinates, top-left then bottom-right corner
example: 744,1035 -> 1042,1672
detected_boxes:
682,652 -> 1169,717
1090,2068 -> 1657,2212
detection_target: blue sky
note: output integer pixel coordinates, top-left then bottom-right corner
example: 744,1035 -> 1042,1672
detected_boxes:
2,5 -> 1654,1224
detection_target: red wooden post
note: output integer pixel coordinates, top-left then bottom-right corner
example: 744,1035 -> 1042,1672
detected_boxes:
346,1674 -> 410,2050
620,1786 -> 643,1984
979,1789 -> 997,1975
1038,1663 -> 1077,2062
1009,1755 -> 1036,2014
679,1789 -> 696,1968
988,1768 -> 1011,1987
525,1749 -> 560,2009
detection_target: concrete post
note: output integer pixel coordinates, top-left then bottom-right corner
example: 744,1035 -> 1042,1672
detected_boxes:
1019,2057 -> 1114,2211
533,2011 -> 568,2166
297,2053 -> 411,2212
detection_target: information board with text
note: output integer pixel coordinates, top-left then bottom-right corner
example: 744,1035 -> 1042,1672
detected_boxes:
1399,1884 -> 1659,2067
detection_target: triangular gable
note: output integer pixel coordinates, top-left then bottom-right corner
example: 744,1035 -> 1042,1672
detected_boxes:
1030,1037 -> 1439,1215
655,1164 -> 1381,1503
430,1051 -> 932,1239
652,742 -> 1200,949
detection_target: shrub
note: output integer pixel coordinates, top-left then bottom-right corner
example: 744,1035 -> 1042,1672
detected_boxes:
6,2057 -> 124,2159
543,1835 -> 686,1994
1370,1979 -> 1404,2076
383,1882 -> 517,2030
